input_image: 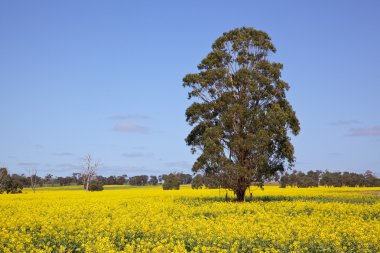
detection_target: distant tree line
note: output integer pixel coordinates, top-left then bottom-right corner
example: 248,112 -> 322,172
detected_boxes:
95,175 -> 127,185
127,173 -> 192,190
128,175 -> 149,186
280,170 -> 380,188
0,167 -> 195,193
0,169 -> 129,194
162,173 -> 192,185
2,166 -> 380,194
29,173 -> 128,187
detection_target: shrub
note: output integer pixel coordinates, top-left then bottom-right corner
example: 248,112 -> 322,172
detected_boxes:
88,180 -> 104,191
0,168 -> 23,194
162,173 -> 180,190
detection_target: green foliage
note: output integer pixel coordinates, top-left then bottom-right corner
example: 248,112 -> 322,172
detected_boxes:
96,175 -> 127,185
191,174 -> 203,189
183,27 -> 300,201
162,173 -> 180,190
161,173 -> 192,184
87,180 -> 104,191
281,170 -> 380,188
149,176 -> 158,185
128,175 -> 149,186
0,168 -> 23,194
203,174 -> 223,189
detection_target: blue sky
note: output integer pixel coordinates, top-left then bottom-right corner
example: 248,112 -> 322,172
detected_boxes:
1,1 -> 379,177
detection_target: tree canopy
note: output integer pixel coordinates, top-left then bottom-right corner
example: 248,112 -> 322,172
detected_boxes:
162,173 -> 180,190
183,27 -> 300,201
0,168 -> 23,194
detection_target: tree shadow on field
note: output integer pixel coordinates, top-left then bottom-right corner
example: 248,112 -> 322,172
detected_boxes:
176,194 -> 378,205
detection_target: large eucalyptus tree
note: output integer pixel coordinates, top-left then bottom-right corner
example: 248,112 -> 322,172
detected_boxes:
183,27 -> 300,201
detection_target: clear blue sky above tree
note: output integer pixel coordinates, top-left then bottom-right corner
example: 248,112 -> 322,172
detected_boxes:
1,1 -> 379,176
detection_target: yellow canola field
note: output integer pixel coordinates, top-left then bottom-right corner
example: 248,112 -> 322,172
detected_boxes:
0,186 -> 379,253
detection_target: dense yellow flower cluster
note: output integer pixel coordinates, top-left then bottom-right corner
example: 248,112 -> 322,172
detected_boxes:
1,186 -> 379,252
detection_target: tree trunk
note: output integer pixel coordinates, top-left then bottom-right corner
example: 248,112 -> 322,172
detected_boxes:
236,187 -> 246,202
85,177 -> 90,191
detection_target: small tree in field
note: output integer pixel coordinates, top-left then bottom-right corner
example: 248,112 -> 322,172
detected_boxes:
88,180 -> 104,191
29,168 -> 38,193
183,27 -> 300,201
82,154 -> 99,191
162,173 -> 180,190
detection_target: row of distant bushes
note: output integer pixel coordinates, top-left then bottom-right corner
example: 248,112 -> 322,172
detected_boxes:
0,168 -> 194,193
1,167 -> 379,194
87,173 -> 190,191
280,170 -> 380,188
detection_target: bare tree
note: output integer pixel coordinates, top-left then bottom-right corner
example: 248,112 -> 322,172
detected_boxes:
82,154 -> 99,191
29,168 -> 38,193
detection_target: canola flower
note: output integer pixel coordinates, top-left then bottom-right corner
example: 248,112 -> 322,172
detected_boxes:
0,185 -> 379,252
